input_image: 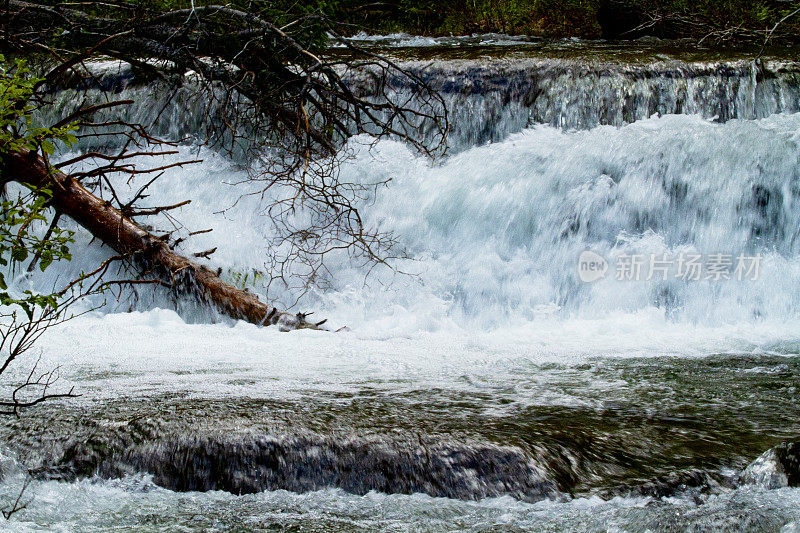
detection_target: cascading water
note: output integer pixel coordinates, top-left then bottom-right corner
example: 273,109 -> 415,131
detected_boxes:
378,58 -> 800,151
4,45 -> 800,531
23,56 -> 800,326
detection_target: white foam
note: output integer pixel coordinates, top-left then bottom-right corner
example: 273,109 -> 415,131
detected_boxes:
0,307 -> 793,404
4,469 -> 800,532
8,113 -> 800,335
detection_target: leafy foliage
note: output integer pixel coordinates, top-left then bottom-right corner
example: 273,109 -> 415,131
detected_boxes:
320,0 -> 800,40
0,59 -> 78,155
0,57 -> 77,319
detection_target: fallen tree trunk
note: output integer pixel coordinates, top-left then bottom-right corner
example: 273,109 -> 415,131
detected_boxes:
2,149 -> 327,331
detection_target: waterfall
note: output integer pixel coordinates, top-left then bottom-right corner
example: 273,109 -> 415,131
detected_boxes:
12,56 -> 800,328
40,58 -> 800,152
6,48 -> 800,530
358,58 -> 800,150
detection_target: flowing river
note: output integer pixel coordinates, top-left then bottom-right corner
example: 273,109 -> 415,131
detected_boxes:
3,37 -> 800,531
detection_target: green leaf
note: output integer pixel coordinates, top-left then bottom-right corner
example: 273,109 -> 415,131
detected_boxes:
11,247 -> 28,262
39,252 -> 53,271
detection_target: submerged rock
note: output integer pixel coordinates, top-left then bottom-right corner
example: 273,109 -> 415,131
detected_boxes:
739,441 -> 800,489
4,399 -> 563,502
105,434 -> 560,502
600,468 -> 728,500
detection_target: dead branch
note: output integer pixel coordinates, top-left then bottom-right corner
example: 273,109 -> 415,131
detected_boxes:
192,247 -> 216,259
1,478 -> 31,520
127,199 -> 191,217
2,148 -> 329,330
2,0 -> 449,297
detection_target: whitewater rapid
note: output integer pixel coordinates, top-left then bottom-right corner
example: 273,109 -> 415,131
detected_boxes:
16,112 -> 800,333
2,473 -> 799,532
7,110 -> 800,409
4,51 -> 800,531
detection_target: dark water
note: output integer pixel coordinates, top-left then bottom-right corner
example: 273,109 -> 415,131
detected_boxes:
3,354 -> 799,496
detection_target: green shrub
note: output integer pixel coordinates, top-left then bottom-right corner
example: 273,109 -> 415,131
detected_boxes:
0,57 -> 78,318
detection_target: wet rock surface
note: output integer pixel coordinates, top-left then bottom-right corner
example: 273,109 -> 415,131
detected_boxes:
106,434 -> 558,500
601,468 -> 731,500
740,440 -> 800,489
0,391 -> 789,503
2,357 -> 798,504
1,401 -> 564,501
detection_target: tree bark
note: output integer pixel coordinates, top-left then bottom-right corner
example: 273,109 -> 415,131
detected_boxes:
2,149 -> 324,330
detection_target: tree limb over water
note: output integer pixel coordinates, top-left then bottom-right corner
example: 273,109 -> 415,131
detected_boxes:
0,1 -> 449,314
2,147 -> 331,329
